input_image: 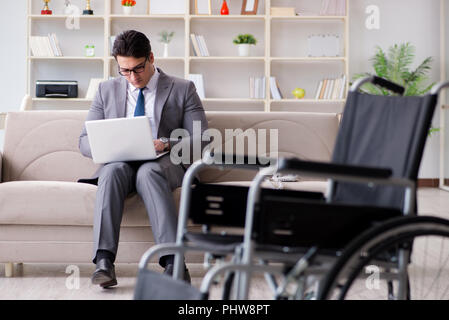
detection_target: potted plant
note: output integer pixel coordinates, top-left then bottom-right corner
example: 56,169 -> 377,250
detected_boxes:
121,0 -> 136,15
233,34 -> 257,57
353,42 -> 438,135
159,30 -> 175,57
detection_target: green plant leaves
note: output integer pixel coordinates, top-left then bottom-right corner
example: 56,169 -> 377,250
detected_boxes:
233,34 -> 257,45
356,42 -> 433,97
159,30 -> 175,44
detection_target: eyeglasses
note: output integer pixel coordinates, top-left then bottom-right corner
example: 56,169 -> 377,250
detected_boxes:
118,58 -> 148,76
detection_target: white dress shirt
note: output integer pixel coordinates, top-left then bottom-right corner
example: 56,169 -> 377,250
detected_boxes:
126,66 -> 160,139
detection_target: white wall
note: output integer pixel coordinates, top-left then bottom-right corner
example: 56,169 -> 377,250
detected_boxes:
0,0 -> 443,178
0,0 -> 27,148
349,0 -> 441,178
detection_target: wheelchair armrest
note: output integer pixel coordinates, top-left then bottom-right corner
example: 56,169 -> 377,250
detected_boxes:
202,151 -> 275,170
277,157 -> 393,181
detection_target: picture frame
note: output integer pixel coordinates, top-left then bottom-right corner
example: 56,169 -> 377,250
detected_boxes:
148,0 -> 186,15
241,0 -> 259,15
195,0 -> 211,15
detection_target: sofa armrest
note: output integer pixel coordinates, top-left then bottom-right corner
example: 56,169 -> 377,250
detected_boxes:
0,150 -> 2,183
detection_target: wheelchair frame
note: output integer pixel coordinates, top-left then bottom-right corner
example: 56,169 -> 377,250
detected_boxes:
137,76 -> 449,300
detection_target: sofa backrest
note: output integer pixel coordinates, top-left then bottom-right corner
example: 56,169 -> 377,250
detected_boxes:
199,112 -> 340,182
2,111 -> 339,183
2,111 -> 99,182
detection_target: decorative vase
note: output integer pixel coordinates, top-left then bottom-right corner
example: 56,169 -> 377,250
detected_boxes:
220,0 -> 229,15
163,43 -> 169,57
238,44 -> 250,57
123,6 -> 133,15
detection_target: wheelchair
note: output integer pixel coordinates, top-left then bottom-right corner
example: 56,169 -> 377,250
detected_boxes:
134,76 -> 449,300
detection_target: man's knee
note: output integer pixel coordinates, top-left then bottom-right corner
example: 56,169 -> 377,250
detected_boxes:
135,162 -> 165,186
99,162 -> 133,183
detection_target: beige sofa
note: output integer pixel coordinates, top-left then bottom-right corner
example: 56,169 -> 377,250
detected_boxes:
0,111 -> 339,276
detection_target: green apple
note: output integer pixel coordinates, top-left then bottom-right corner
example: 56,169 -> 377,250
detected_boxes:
292,88 -> 305,99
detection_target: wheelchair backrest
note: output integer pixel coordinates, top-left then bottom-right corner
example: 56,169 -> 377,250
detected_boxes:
331,91 -> 438,211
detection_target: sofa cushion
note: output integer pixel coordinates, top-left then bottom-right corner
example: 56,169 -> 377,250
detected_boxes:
0,179 -> 326,226
0,181 -> 181,227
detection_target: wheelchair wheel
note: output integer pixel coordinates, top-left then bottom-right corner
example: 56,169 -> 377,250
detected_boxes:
318,216 -> 449,300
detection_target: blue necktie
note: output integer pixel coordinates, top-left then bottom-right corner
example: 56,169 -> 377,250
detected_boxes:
134,88 -> 145,117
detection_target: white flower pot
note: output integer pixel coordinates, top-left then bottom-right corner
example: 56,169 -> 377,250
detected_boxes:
122,6 -> 133,15
237,44 -> 250,57
163,43 -> 169,57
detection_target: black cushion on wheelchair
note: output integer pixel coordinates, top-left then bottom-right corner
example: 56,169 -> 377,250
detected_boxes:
134,269 -> 203,300
189,183 -> 324,227
184,232 -> 244,253
254,194 -> 403,250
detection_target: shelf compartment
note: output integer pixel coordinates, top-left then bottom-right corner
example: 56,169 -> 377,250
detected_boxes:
30,19 -> 105,58
190,19 -> 265,57
111,18 -> 185,58
190,59 -> 265,100
30,59 -> 104,100
271,19 -> 345,58
270,60 -> 346,100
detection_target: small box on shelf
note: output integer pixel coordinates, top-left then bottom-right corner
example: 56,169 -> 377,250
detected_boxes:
270,7 -> 296,17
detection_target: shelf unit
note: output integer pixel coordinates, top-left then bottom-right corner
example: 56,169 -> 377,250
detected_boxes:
27,0 -> 349,112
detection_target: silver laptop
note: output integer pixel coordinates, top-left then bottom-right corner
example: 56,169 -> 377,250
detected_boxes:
85,116 -> 168,164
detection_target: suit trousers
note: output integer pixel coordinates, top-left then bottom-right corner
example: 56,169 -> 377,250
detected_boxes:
92,154 -> 185,265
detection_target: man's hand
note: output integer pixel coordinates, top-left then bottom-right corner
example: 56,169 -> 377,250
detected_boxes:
153,139 -> 166,152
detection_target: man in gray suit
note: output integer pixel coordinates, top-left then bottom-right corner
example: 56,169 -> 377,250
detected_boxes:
79,30 -> 208,288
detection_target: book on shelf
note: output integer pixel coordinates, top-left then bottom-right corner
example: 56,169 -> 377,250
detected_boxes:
314,75 -> 347,100
269,77 -> 282,100
314,80 -> 324,100
197,35 -> 210,57
188,74 -> 206,99
249,76 -> 266,99
30,34 -> 63,57
190,33 -> 209,57
320,0 -> 346,16
190,34 -> 201,56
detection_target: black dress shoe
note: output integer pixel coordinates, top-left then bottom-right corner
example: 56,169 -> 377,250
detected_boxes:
164,264 -> 191,284
91,258 -> 117,288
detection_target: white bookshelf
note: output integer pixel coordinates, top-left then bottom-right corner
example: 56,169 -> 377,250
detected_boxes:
27,0 -> 349,112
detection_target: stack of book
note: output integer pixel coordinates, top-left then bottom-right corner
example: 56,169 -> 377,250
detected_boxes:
30,34 -> 63,57
190,34 -> 210,57
269,77 -> 283,100
249,76 -> 266,99
188,74 -> 206,99
319,0 -> 346,16
314,75 -> 346,100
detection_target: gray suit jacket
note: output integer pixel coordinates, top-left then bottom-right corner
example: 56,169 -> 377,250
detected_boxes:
79,68 -> 208,181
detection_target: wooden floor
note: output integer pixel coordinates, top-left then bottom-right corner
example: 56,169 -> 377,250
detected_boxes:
1,187 -> 448,300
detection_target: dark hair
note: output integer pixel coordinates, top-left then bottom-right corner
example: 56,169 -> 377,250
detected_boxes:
112,30 -> 151,59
